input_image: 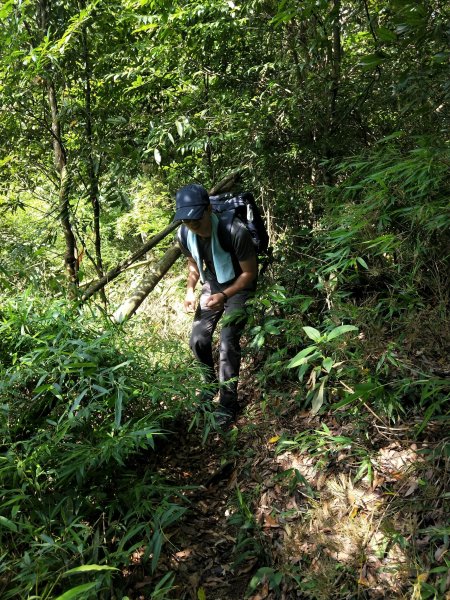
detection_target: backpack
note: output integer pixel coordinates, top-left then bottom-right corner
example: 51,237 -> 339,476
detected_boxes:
179,191 -> 270,257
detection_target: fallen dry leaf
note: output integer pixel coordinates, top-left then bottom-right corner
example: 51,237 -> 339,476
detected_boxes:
263,514 -> 280,528
404,480 -> 419,497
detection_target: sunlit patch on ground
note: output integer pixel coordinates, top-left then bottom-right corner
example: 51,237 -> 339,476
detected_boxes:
245,418 -> 450,599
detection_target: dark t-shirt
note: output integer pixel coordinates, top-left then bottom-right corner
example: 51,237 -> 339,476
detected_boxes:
178,218 -> 257,289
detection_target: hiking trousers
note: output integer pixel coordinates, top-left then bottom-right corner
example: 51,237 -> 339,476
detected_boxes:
190,280 -> 251,412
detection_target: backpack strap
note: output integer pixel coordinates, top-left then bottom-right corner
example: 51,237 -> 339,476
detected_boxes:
177,224 -> 189,250
215,212 -> 234,253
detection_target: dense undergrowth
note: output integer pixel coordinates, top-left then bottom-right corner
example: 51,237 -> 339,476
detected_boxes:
1,138 -> 449,599
0,296 -> 203,599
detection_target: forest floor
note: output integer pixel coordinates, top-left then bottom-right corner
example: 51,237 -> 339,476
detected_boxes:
124,369 -> 450,600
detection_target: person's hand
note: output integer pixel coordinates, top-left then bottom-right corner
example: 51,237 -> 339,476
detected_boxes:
205,293 -> 226,310
184,289 -> 196,312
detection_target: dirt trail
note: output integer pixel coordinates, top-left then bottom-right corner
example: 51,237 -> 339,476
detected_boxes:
126,389 -> 450,600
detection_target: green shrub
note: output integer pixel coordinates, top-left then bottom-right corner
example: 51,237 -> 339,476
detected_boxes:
0,294 -> 199,598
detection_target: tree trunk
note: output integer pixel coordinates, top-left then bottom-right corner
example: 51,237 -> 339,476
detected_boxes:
81,221 -> 179,301
112,244 -> 182,323
330,0 -> 341,132
82,22 -> 107,305
40,0 -> 78,294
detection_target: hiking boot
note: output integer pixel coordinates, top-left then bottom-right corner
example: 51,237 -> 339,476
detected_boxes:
214,407 -> 236,429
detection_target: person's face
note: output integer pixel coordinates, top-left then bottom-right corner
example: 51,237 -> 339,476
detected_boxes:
182,205 -> 212,237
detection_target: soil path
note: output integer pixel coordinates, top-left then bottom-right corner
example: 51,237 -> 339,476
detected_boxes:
127,392 -> 449,600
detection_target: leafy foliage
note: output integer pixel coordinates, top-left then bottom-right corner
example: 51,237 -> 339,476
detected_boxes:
0,295 -> 199,598
0,0 -> 449,597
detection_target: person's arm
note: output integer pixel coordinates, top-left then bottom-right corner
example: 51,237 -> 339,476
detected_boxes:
205,254 -> 257,309
185,258 -> 200,312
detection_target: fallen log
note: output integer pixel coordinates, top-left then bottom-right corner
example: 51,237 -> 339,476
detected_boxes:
81,221 -> 178,302
112,244 -> 182,323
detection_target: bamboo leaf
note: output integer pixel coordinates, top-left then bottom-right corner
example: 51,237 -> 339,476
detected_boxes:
53,583 -> 97,600
115,388 -> 123,429
0,516 -> 18,532
64,565 -> 119,576
356,257 -> 369,269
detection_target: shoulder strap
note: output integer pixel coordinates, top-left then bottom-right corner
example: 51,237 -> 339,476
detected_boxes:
215,212 -> 233,253
178,224 -> 188,249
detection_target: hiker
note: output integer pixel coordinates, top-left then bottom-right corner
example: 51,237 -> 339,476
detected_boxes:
174,184 -> 258,428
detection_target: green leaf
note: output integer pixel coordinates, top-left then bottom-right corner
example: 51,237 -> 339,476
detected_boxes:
322,357 -> 334,373
298,362 -> 311,382
197,588 -> 206,600
326,325 -> 358,341
302,326 -> 322,342
359,54 -> 386,70
0,1 -> 14,19
311,380 -> 326,415
70,388 -> 89,413
331,395 -> 358,410
0,516 -> 18,532
264,323 -> 281,335
287,345 -> 317,369
376,27 -> 397,42
115,388 -> 123,430
64,565 -> 119,576
53,583 -> 97,600
175,120 -> 184,137
356,257 -> 369,269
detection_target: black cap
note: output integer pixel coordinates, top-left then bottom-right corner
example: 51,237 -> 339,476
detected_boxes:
173,184 -> 209,222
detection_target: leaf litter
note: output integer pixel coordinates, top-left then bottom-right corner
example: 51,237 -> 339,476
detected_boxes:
124,383 -> 449,600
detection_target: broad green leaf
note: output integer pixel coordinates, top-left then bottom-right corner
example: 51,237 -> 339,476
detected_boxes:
302,326 -> 322,342
331,395 -> 358,410
287,345 -> 317,368
326,325 -> 358,341
377,27 -> 397,42
359,54 -> 386,70
264,323 -> 281,335
53,583 -> 97,600
64,565 -> 119,576
322,357 -> 334,373
298,362 -> 311,382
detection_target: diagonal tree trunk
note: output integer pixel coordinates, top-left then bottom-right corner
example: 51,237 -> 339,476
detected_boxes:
81,221 -> 179,301
112,244 -> 182,323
